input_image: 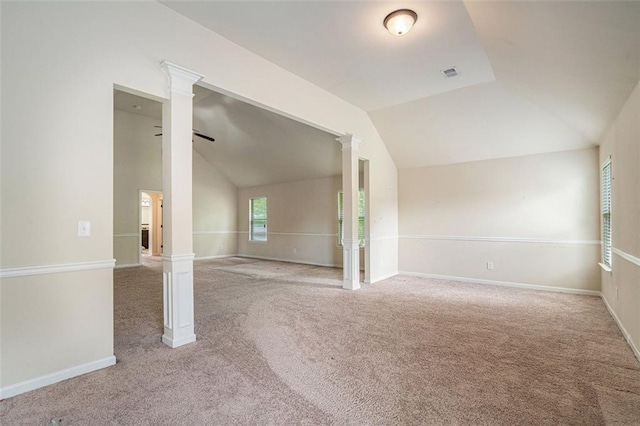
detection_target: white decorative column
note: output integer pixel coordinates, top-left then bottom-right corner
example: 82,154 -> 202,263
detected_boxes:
337,134 -> 362,290
160,61 -> 203,348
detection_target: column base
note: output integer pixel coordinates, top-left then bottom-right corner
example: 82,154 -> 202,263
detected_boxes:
342,241 -> 361,291
342,280 -> 361,291
162,333 -> 197,348
162,253 -> 196,348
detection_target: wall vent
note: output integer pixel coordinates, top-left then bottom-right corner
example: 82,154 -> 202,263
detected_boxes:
441,67 -> 458,78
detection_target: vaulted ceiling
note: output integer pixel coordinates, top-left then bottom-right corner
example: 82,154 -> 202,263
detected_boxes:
162,0 -> 640,169
114,87 -> 341,188
190,86 -> 341,188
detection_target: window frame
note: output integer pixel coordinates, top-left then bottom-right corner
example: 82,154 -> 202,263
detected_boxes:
249,197 -> 268,242
337,189 -> 365,248
600,158 -> 612,271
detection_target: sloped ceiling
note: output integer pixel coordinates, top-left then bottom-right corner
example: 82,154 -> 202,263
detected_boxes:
191,86 -> 341,188
162,0 -> 640,170
465,1 -> 640,145
161,1 -> 494,111
370,81 -> 589,168
114,87 -> 341,188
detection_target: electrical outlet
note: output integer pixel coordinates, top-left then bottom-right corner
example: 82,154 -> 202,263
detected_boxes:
292,248 -> 297,254
487,261 -> 494,270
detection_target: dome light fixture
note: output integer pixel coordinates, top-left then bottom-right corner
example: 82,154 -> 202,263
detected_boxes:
384,9 -> 418,36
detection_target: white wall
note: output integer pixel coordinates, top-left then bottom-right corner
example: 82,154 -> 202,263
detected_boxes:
238,176 -> 343,267
599,80 -> 640,359
399,148 -> 601,291
0,1 -> 397,394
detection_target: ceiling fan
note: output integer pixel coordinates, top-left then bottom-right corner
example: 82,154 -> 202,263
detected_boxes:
154,126 -> 215,142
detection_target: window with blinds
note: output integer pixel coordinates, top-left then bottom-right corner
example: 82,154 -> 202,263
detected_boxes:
601,160 -> 612,267
337,190 -> 365,247
250,197 -> 267,241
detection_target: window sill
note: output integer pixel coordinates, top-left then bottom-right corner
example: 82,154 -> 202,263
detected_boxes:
249,240 -> 268,244
598,262 -> 612,273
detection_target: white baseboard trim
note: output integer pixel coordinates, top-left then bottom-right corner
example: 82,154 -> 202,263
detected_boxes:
399,235 -> 601,245
366,270 -> 398,284
239,255 -> 339,269
162,334 -> 197,348
600,294 -> 640,363
114,263 -> 142,269
0,355 -> 116,400
1,259 -> 116,279
398,271 -> 601,296
117,255 -> 238,266
194,254 -> 239,261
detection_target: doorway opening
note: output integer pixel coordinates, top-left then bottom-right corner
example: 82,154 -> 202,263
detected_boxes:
359,158 -> 370,283
113,86 -> 166,356
140,190 -> 163,266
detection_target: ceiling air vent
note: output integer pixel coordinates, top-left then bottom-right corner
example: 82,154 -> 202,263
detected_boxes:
441,67 -> 458,78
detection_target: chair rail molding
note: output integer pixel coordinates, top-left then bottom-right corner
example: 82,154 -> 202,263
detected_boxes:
1,259 -> 116,278
612,247 -> 640,267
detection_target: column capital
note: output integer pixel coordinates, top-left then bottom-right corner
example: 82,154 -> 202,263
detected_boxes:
160,61 -> 204,96
336,134 -> 363,151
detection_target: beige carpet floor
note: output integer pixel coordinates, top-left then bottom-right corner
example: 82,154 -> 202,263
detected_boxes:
2,257 -> 639,425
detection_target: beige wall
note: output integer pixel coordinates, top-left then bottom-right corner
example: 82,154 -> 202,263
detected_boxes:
113,109 -> 238,266
1,1 -> 397,392
192,151 -> 238,259
113,110 -> 163,266
399,148 -> 601,291
1,269 -> 114,386
238,176 -> 344,267
599,80 -> 640,359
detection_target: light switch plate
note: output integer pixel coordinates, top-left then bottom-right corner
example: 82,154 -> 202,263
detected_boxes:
78,220 -> 91,237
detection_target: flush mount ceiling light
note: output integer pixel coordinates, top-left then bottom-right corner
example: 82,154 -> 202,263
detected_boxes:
384,9 -> 418,36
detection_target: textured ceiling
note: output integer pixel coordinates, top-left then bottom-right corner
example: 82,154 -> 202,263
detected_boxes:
161,0 -> 640,169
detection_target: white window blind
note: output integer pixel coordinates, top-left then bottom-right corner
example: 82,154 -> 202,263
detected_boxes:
250,197 -> 267,241
338,190 -> 365,247
601,160 -> 612,267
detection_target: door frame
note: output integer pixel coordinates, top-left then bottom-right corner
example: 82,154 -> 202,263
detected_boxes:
138,189 -> 163,265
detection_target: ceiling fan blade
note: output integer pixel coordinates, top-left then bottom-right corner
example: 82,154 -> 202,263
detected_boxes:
193,132 -> 215,142
154,133 -> 163,137
154,125 -> 162,128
